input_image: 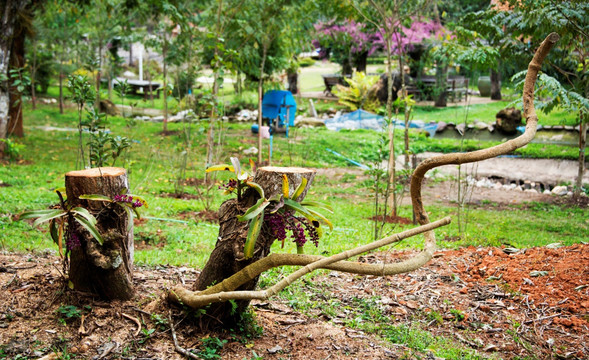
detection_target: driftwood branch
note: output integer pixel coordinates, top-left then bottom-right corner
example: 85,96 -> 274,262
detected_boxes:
170,33 -> 559,310
170,217 -> 450,308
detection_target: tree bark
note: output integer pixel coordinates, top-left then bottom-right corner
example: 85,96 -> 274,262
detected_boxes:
1,0 -> 28,154
575,120 -> 587,198
193,166 -> 315,326
65,167 -> 135,300
287,70 -> 298,95
7,16 -> 25,137
490,68 -> 502,100
434,64 -> 448,108
354,51 -> 368,73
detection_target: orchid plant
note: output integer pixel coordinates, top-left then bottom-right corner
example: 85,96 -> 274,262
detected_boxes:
20,190 -> 146,258
207,158 -> 333,259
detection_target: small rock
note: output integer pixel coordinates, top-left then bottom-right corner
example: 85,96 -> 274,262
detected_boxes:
551,185 -> 568,195
566,191 -> 573,196
524,189 -> 538,194
530,270 -> 549,277
151,116 -> 165,122
514,185 -> 523,191
267,345 -> 283,354
242,147 -> 258,155
543,189 -> 551,195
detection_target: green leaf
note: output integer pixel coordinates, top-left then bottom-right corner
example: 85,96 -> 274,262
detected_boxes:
20,209 -> 63,221
79,194 -> 112,202
291,178 -> 308,200
49,218 -> 60,245
237,198 -> 269,222
29,209 -> 67,228
243,212 -> 264,260
245,181 -> 265,198
301,201 -> 334,213
71,207 -> 97,225
306,208 -> 333,231
73,214 -> 103,245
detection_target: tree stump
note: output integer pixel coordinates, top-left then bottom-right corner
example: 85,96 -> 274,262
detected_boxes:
193,166 -> 316,326
65,167 -> 134,300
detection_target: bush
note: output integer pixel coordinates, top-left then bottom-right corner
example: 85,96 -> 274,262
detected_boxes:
298,58 -> 316,67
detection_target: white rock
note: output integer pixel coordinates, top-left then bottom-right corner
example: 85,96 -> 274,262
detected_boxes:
514,186 -> 523,191
151,116 -> 165,122
551,185 -> 568,196
524,189 -> 538,194
543,190 -> 551,195
566,191 -> 573,196
242,147 -> 258,155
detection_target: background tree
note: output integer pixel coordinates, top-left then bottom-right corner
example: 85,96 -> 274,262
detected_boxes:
503,0 -> 588,197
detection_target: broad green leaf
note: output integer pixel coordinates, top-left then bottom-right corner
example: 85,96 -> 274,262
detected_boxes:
30,209 -> 67,228
306,208 -> 333,231
20,209 -> 63,220
121,204 -> 135,231
205,164 -> 234,173
71,207 -> 97,225
301,201 -> 334,213
245,181 -> 265,199
73,214 -> 103,245
237,198 -> 269,222
79,194 -> 112,202
292,178 -> 308,200
243,212 -> 264,260
282,175 -> 290,199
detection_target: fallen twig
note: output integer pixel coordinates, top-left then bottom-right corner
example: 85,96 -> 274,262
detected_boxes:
523,313 -> 561,325
121,312 -> 141,337
169,310 -> 199,359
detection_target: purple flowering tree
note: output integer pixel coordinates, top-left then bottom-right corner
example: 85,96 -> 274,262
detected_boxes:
314,19 -> 378,75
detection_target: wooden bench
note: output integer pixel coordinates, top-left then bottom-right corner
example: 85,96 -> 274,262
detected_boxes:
447,76 -> 469,102
322,74 -> 349,96
113,78 -> 162,100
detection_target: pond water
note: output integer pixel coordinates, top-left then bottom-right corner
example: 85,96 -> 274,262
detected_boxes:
435,128 -> 579,147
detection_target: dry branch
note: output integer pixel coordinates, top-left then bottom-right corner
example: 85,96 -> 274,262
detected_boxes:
170,217 -> 450,308
170,33 -> 559,310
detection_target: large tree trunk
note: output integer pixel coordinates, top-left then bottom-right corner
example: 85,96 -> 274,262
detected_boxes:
7,20 -> 25,137
490,68 -> 502,100
1,0 -> 28,154
194,166 -> 316,326
65,167 -> 135,300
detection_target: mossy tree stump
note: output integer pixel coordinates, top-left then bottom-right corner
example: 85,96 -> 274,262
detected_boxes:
65,167 -> 134,300
193,166 -> 316,326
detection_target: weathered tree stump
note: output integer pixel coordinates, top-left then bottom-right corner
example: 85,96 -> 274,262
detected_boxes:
193,166 -> 316,326
65,167 -> 134,300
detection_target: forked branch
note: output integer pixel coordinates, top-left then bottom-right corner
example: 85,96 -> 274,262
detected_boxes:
170,33 -> 559,310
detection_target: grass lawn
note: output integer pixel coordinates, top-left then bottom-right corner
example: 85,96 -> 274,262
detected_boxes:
1,102 -> 586,269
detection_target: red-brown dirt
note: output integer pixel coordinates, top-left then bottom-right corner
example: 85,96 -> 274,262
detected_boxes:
1,244 -> 587,359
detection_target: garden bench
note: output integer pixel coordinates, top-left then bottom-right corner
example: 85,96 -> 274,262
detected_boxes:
322,74 -> 349,96
447,76 -> 469,102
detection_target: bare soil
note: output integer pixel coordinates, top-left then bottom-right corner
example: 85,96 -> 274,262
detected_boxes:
1,242 -> 587,359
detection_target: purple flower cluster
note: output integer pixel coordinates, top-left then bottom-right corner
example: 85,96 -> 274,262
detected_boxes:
66,232 -> 81,251
266,212 -> 320,248
113,194 -> 143,208
314,18 -> 446,58
219,179 -> 238,192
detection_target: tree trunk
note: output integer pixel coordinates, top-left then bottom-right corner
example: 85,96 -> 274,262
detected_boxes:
7,18 -> 25,137
31,36 -> 37,110
434,64 -> 448,108
287,71 -> 298,95
575,120 -> 587,198
490,68 -> 502,100
162,36 -> 168,133
1,0 -> 30,155
59,39 -> 65,114
257,42 -> 268,164
194,166 -> 316,326
355,51 -> 368,73
65,167 -> 134,300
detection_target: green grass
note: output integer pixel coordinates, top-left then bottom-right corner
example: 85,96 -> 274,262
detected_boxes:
1,102 -> 586,267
